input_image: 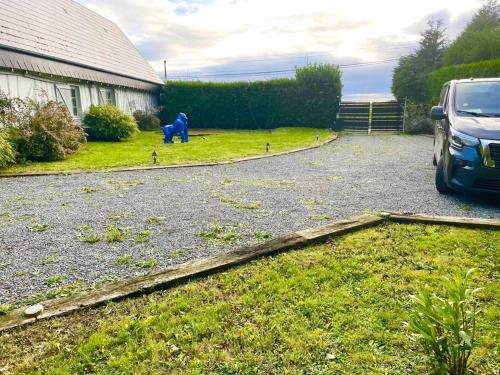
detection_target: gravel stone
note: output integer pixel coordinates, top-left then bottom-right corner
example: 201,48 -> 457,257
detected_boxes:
0,135 -> 498,304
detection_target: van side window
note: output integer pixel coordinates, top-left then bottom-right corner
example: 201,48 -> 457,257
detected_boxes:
442,86 -> 450,112
439,85 -> 449,107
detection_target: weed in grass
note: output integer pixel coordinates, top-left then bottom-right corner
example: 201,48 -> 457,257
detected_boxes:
109,211 -> 135,221
36,282 -> 88,301
253,231 -> 272,240
146,216 -> 165,225
117,256 -> 134,266
45,276 -> 64,286
459,203 -> 471,212
409,268 -> 480,374
222,176 -> 234,184
105,224 -> 129,243
135,230 -> 151,243
311,214 -> 332,221
220,196 -> 261,210
169,249 -> 187,259
1,212 -> 10,222
135,259 -> 157,268
40,254 -> 58,266
15,271 -> 29,277
299,197 -> 325,208
31,222 -> 49,232
30,270 -> 42,277
279,209 -> 290,216
80,187 -> 99,193
199,224 -> 241,245
0,303 -> 13,315
76,225 -> 101,244
0,261 -> 9,269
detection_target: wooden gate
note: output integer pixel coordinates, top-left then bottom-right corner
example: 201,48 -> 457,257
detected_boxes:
336,101 -> 404,134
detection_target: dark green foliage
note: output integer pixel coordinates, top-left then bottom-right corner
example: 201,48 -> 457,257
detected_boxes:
0,131 -> 15,167
392,21 -> 447,102
404,102 -> 433,134
133,109 -> 161,131
443,0 -> 500,66
295,63 -> 343,127
443,29 -> 500,66
161,64 -> 342,129
84,104 -> 139,141
426,59 -> 500,104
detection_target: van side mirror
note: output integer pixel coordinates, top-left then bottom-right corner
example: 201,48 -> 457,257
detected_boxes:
431,106 -> 446,120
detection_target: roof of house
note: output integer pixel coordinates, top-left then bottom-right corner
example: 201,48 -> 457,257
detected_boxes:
0,0 -> 163,90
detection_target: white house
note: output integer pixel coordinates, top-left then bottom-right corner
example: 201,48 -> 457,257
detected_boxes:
0,0 -> 163,121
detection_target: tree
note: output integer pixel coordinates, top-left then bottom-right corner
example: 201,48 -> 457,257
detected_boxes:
443,0 -> 500,65
392,21 -> 447,102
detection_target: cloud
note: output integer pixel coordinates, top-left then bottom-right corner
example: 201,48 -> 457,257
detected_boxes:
76,0 -> 483,97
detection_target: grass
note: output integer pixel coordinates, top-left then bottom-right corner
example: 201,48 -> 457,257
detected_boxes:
104,224 -> 129,243
199,224 -> 241,245
0,223 -> 498,374
0,128 -> 332,174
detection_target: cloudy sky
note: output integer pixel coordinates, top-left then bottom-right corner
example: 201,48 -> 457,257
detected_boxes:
77,0 -> 482,100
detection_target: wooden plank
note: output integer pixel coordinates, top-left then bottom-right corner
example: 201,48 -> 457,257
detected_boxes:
383,212 -> 500,229
296,215 -> 383,240
0,214 -> 379,332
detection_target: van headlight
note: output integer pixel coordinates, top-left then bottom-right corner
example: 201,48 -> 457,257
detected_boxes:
449,128 -> 480,149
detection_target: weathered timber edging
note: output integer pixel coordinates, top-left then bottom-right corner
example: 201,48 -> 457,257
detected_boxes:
382,211 -> 500,229
0,211 -> 498,332
0,213 -> 380,332
0,135 -> 337,178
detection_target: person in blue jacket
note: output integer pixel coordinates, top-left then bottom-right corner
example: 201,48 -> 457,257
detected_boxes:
162,113 -> 189,143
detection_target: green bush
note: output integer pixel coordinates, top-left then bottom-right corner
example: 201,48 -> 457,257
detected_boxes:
409,269 -> 481,375
0,131 -> 15,167
404,102 -> 433,134
443,29 -> 500,66
426,59 -> 500,104
133,109 -> 161,131
12,101 -> 86,162
84,104 -> 138,141
161,64 -> 342,129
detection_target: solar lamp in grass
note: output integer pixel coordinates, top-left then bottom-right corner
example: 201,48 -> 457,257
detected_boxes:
152,150 -> 158,164
266,142 -> 270,153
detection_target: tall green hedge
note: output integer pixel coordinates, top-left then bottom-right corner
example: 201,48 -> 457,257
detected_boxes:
426,59 -> 500,104
160,64 -> 342,129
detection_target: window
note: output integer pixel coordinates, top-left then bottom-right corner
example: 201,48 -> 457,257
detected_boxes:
55,84 -> 81,118
455,82 -> 500,117
98,88 -> 115,105
70,86 -> 80,117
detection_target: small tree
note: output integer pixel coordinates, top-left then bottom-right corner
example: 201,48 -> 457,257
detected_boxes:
392,20 -> 447,102
0,131 -> 15,167
295,63 -> 342,128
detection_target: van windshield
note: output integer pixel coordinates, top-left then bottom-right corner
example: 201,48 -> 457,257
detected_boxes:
455,82 -> 500,117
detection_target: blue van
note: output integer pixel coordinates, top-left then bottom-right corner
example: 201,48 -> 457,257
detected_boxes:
431,78 -> 500,194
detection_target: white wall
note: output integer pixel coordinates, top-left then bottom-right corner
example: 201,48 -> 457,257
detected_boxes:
0,72 -> 158,117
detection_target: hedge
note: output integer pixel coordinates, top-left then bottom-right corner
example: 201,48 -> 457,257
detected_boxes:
426,59 -> 500,104
160,64 -> 342,129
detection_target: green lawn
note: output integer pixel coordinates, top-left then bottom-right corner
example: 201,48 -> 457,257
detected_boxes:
0,128 -> 332,174
0,223 -> 498,374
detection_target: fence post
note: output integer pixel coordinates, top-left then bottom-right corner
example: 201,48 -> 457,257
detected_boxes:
402,96 -> 407,134
368,101 -> 373,134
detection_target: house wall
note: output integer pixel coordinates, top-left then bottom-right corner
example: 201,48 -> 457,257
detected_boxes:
0,72 -> 158,117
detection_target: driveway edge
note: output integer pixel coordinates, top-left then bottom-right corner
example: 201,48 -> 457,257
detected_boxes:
0,135 -> 338,178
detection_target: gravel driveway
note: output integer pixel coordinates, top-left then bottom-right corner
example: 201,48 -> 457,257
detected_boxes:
0,135 -> 498,305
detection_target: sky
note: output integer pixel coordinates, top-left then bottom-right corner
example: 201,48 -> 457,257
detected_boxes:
77,0 -> 482,100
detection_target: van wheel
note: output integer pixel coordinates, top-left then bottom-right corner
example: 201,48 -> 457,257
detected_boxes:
432,154 -> 437,166
435,158 -> 451,194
